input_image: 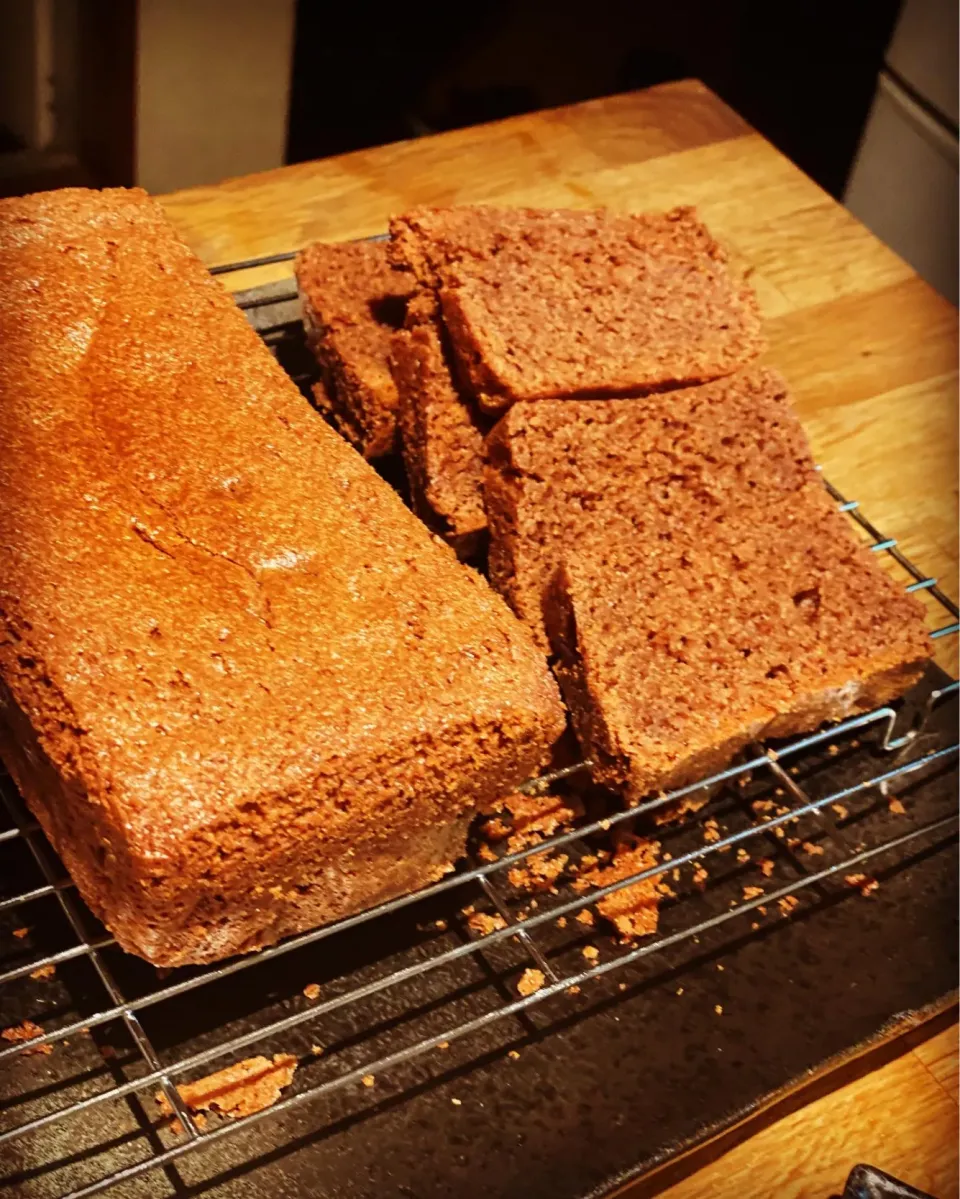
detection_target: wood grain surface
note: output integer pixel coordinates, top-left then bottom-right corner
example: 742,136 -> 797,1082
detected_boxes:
159,79 -> 959,1197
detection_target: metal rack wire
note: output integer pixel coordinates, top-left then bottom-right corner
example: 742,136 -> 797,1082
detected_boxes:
1,246 -> 957,1199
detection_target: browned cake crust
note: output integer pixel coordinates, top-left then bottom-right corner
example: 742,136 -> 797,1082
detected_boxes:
390,319 -> 488,556
295,240 -> 414,458
0,188 -> 565,966
485,368 -> 814,651
390,204 -> 764,414
532,384 -> 931,799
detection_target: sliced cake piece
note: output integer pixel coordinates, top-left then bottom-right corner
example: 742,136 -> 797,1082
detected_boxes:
541,466 -> 930,801
295,239 -> 415,458
390,204 -> 764,414
390,314 -> 489,556
485,367 -> 814,651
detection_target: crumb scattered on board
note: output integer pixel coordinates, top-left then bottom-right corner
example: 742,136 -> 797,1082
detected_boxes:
888,798 -> 906,815
653,793 -> 709,826
778,895 -> 800,915
846,873 -> 880,897
702,818 -> 721,844
481,791 -> 583,854
156,1054 -> 297,1123
517,968 -> 545,997
467,910 -> 507,936
12,927 -> 29,939
362,1074 -> 375,1088
508,852 -> 568,895
302,983 -> 320,1001
582,945 -> 599,962
581,835 -> 661,939
310,1045 -> 324,1056
801,841 -> 824,856
508,1049 -> 520,1060
575,909 -> 595,927
742,885 -> 765,901
832,803 -> 849,820
30,963 -> 56,981
715,1004 -> 723,1015
757,858 -> 775,877
692,863 -> 709,889
2,1019 -> 52,1055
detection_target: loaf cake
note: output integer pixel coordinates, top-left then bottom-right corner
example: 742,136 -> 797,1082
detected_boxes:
0,188 -> 565,967
295,239 -> 415,458
534,385 -> 931,799
485,367 -> 815,650
389,204 -> 764,414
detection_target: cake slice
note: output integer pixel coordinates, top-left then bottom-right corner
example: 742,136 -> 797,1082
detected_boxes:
389,204 -> 764,414
0,188 -> 565,967
295,239 -> 415,458
390,313 -> 489,556
485,368 -> 814,650
547,498 -> 930,801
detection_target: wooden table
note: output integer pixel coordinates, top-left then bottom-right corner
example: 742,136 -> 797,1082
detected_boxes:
161,80 -> 959,1199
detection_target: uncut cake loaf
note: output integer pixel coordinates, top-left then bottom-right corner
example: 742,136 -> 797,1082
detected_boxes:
295,238 -> 415,458
0,188 -> 565,967
512,373 -> 931,799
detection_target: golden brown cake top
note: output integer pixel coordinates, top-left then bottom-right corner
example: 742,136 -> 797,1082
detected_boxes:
0,188 -> 562,858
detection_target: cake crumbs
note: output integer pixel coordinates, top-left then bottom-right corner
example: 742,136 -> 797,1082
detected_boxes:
888,798 -> 906,815
845,873 -> 880,896
508,1049 -> 520,1060
451,1097 -> 462,1106
482,791 -> 582,853
736,847 -> 750,863
302,983 -> 321,1001
778,895 -> 800,914
156,1055 -> 298,1121
567,985 -> 581,995
757,858 -> 775,877
508,852 -> 569,895
2,1020 -> 52,1055
556,916 -> 568,929
30,964 -> 56,981
702,819 -> 721,844
12,927 -> 29,939
434,920 -> 448,932
752,799 -> 775,813
361,1074 -> 376,1088
476,842 -> 499,863
676,986 -> 684,996
517,968 -> 545,997
582,945 -> 600,962
582,835 -> 661,938
579,853 -> 599,870
773,827 -> 785,839
692,864 -> 709,889
832,804 -> 849,820
310,1045 -> 324,1056
716,963 -> 725,971
757,905 -> 768,915
575,909 -> 595,927
751,921 -> 761,930
828,743 -> 840,756
801,841 -> 825,856
618,982 -> 627,992
715,1004 -> 723,1015
467,910 -> 508,936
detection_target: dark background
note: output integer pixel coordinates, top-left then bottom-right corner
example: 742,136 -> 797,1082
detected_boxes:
286,0 -> 903,200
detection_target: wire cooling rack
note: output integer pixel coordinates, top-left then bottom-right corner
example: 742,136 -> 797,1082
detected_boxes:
0,246 -> 957,1199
